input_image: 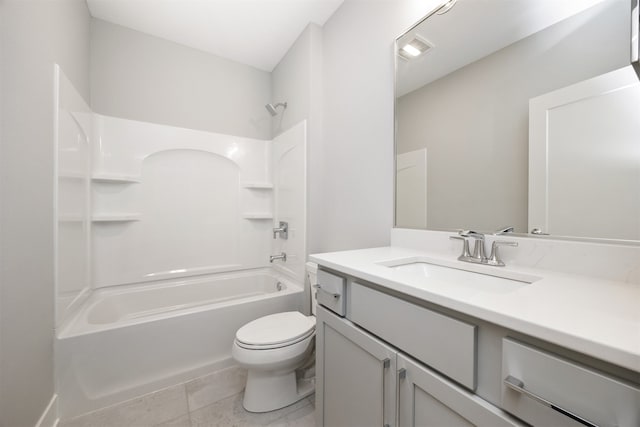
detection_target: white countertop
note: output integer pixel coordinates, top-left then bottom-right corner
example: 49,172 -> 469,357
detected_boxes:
310,246 -> 640,373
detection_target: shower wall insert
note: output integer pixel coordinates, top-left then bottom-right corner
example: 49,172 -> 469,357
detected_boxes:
53,65 -> 307,418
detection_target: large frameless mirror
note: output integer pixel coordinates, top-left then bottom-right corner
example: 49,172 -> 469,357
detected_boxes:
395,0 -> 640,243
633,0 -> 639,76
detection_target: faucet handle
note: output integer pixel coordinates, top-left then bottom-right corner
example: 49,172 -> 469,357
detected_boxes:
272,221 -> 288,239
494,226 -> 514,235
459,230 -> 487,261
450,235 -> 472,260
459,230 -> 484,240
486,241 -> 518,267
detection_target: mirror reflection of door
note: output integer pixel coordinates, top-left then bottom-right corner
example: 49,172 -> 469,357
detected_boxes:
529,67 -> 640,241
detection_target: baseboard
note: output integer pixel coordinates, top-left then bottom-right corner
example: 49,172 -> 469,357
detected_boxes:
35,394 -> 58,427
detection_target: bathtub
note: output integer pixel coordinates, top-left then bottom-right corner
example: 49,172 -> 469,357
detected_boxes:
55,268 -> 303,418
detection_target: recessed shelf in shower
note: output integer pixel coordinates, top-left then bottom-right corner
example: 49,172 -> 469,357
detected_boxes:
242,212 -> 274,219
242,182 -> 274,189
92,214 -> 141,222
59,171 -> 87,180
92,174 -> 141,184
58,214 -> 85,223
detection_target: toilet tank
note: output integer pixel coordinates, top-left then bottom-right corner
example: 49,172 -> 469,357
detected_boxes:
306,262 -> 318,316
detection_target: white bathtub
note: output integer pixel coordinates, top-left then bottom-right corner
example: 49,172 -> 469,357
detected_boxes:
55,268 -> 303,418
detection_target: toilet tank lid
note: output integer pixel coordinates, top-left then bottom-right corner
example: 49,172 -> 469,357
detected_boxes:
235,311 -> 315,347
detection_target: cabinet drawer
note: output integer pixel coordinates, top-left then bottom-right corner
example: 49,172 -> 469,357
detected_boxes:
350,282 -> 477,390
315,269 -> 346,316
501,338 -> 640,427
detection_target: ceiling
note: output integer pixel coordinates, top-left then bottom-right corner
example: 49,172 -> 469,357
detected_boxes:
86,0 -> 344,72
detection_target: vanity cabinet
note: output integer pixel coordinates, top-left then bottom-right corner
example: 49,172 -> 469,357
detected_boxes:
316,305 -> 522,427
501,339 -> 640,427
350,281 -> 477,390
397,354 -> 522,427
316,305 -> 397,427
314,267 -> 640,427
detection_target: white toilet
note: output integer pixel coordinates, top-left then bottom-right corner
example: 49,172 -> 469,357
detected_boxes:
232,263 -> 318,413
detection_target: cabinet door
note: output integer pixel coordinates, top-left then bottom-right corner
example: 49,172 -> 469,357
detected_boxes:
398,354 -> 523,427
317,305 -> 397,427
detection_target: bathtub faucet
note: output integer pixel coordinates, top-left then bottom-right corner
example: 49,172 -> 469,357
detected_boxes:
269,252 -> 287,263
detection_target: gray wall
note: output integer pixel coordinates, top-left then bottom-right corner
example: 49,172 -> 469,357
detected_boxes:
271,24 -> 325,254
271,24 -> 322,137
396,0 -> 629,233
316,0 -> 440,252
0,1 -> 91,426
91,19 -> 272,140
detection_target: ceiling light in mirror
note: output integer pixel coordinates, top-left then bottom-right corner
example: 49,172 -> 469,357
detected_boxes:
398,37 -> 433,61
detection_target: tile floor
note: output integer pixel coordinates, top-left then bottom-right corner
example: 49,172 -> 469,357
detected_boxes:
59,366 -> 316,427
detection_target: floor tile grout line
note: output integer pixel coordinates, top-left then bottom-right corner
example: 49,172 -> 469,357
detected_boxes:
268,401 -> 316,427
181,383 -> 190,422
188,391 -> 313,427
264,398 -> 313,425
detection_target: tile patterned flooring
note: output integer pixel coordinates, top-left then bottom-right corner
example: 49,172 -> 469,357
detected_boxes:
59,366 -> 316,427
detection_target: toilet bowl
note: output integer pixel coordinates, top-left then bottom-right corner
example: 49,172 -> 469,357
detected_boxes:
232,263 -> 318,413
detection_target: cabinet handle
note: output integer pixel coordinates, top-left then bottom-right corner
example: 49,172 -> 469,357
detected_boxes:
504,375 -> 601,427
313,284 -> 340,300
398,368 -> 406,380
382,358 -> 391,427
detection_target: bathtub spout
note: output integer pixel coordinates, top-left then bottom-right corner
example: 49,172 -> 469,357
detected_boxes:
269,253 -> 287,263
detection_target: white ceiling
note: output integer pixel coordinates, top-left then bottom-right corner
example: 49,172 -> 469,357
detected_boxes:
86,0 -> 344,72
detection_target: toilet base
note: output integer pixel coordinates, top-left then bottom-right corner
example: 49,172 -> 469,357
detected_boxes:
243,371 -> 315,413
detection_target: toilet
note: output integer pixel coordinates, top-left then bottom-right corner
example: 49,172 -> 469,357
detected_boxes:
232,263 -> 318,413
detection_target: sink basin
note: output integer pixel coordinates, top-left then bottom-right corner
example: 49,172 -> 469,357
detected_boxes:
378,257 -> 540,294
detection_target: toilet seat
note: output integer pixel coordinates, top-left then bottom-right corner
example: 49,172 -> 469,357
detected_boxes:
235,311 -> 315,350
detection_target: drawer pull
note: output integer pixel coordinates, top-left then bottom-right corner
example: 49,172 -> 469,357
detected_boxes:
504,375 -> 601,427
313,284 -> 340,300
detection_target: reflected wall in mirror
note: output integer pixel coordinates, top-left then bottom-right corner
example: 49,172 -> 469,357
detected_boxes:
395,0 -> 640,243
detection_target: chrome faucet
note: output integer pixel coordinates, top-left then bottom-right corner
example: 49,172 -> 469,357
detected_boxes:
460,230 -> 486,262
269,252 -> 287,263
451,227 -> 518,267
449,235 -> 471,261
273,221 -> 288,239
485,241 -> 518,266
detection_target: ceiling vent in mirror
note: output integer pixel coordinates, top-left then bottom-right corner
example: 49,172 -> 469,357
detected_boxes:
398,36 -> 433,60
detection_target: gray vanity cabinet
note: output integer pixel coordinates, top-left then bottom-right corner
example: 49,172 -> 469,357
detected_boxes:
316,301 -> 523,427
397,355 -> 522,427
314,267 -> 640,427
316,305 -> 397,427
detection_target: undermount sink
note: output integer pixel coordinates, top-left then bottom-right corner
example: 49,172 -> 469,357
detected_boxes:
378,257 -> 541,294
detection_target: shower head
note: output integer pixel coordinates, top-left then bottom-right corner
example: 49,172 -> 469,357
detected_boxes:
265,102 -> 287,116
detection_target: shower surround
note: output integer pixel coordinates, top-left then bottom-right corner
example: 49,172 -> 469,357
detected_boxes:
54,66 -> 307,418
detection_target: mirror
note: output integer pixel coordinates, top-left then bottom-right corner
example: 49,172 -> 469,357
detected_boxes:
634,0 -> 639,75
395,0 -> 640,242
